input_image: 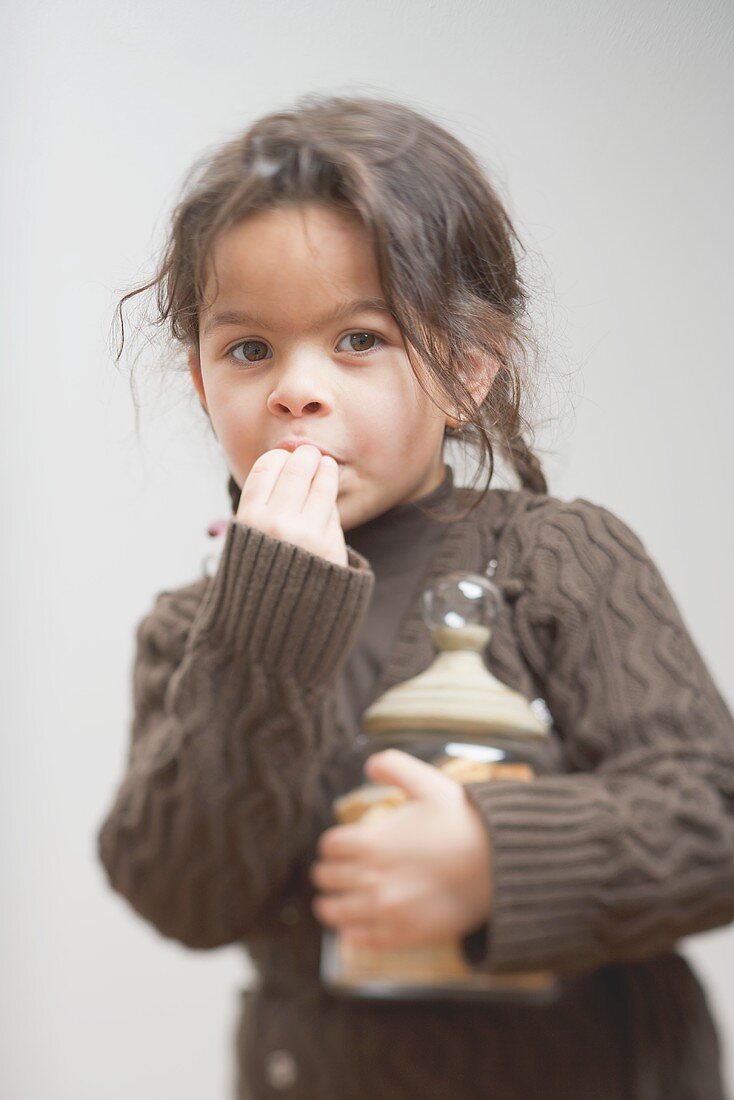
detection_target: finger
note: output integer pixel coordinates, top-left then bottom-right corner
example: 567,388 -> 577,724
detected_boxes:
341,924 -> 394,948
309,858 -> 367,893
317,823 -> 371,861
312,889 -> 375,927
324,498 -> 346,554
239,448 -> 290,509
301,455 -> 340,530
342,923 -> 428,950
267,444 -> 324,514
364,748 -> 459,802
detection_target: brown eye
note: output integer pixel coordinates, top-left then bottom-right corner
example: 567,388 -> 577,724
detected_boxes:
230,339 -> 270,364
337,331 -> 383,356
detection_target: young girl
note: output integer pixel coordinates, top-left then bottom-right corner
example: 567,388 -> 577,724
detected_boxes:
97,93 -> 734,1099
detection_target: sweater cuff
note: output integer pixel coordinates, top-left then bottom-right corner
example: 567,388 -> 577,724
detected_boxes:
460,776 -> 616,974
188,518 -> 375,688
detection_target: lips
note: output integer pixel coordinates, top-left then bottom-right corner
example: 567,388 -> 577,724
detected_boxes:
275,438 -> 344,464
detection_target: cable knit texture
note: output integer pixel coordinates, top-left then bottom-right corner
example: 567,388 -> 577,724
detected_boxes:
97,487 -> 734,1099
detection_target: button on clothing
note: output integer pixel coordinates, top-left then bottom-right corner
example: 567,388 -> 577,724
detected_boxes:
263,1049 -> 298,1090
278,901 -> 300,926
97,469 -> 734,1099
500,576 -> 525,601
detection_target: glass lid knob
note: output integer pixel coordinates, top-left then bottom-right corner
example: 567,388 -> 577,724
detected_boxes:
421,571 -> 504,652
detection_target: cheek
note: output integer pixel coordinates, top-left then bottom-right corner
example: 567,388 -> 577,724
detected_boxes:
203,387 -> 261,467
352,407 -> 440,476
357,389 -> 423,445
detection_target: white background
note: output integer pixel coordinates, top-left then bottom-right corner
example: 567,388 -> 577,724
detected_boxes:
2,0 -> 732,1096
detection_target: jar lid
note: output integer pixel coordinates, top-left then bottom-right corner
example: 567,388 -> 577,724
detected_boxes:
362,571 -> 550,741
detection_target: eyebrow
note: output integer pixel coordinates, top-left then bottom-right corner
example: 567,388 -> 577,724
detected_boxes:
202,296 -> 393,338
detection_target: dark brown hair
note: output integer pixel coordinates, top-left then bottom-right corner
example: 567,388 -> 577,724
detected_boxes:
113,92 -> 551,521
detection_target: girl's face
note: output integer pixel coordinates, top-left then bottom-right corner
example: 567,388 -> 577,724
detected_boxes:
189,201 -> 455,532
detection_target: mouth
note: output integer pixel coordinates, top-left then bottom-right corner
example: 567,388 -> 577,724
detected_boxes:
275,439 -> 345,465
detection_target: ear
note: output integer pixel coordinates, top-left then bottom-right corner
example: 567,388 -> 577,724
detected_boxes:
464,347 -> 501,407
445,348 -> 501,429
187,345 -> 209,415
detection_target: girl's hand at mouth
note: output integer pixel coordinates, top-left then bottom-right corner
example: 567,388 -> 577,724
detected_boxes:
236,444 -> 348,567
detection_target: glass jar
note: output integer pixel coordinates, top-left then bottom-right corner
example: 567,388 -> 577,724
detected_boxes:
319,570 -> 561,1005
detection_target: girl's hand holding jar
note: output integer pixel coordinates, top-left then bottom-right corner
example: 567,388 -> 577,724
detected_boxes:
310,748 -> 494,950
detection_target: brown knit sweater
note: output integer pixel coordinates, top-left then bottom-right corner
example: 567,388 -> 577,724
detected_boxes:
96,478 -> 734,1099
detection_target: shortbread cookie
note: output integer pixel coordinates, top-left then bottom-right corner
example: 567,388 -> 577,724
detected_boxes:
435,756 -> 534,783
334,783 -> 408,824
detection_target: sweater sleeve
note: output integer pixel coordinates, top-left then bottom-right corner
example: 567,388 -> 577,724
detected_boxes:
96,519 -> 374,950
460,497 -> 734,977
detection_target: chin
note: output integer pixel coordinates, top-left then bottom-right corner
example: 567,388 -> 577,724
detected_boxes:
340,490 -> 389,533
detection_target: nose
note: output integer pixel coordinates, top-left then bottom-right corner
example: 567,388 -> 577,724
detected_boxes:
266,358 -> 335,419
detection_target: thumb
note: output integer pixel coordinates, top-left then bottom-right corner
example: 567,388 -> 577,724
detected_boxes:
364,748 -> 456,802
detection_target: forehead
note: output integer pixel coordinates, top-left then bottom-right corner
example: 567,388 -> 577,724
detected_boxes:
201,203 -> 383,317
